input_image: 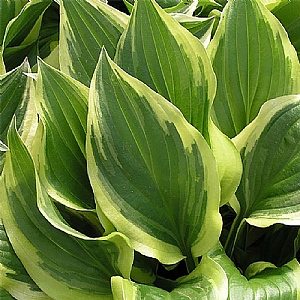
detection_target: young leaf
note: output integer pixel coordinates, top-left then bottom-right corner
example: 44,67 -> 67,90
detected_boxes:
1,119 -> 134,300
87,48 -> 222,267
208,243 -> 300,300
233,95 -> 300,228
208,0 -> 300,137
115,0 -> 216,139
36,59 -> 94,210
59,0 -> 129,86
208,120 -> 242,206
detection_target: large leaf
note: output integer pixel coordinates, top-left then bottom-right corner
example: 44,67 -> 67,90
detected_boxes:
208,0 -> 300,137
59,0 -> 129,86
1,119 -> 134,300
36,59 -> 94,210
0,216 -> 51,300
233,95 -> 300,227
87,48 -> 222,267
111,255 -> 228,299
114,0 -> 242,207
208,243 -> 300,300
115,0 -> 216,139
226,95 -> 300,263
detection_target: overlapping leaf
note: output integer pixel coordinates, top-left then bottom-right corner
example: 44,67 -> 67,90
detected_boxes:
0,0 -> 27,46
0,216 -> 51,300
111,255 -> 228,300
271,0 -> 300,60
208,243 -> 300,300
35,59 -> 94,210
233,95 -> 300,227
87,48 -> 222,266
1,119 -> 133,300
171,14 -> 214,47
115,0 -> 216,139
115,0 -> 242,207
1,0 -> 52,71
0,60 -> 31,172
59,0 -> 129,86
208,0 -> 300,137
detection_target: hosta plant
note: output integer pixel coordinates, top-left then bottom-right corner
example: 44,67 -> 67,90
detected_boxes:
1,0 -> 300,299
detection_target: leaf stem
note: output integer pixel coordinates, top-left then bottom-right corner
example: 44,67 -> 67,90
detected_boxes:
224,216 -> 247,259
185,251 -> 197,274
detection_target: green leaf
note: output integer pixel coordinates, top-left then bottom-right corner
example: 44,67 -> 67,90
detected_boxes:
37,2 -> 59,68
208,243 -> 300,300
2,0 -> 52,71
208,120 -> 242,206
208,0 -> 300,137
1,119 -> 134,300
271,0 -> 300,61
0,216 -> 51,300
111,254 -> 228,299
165,0 -> 198,15
0,0 -> 27,46
115,0 -> 216,139
171,14 -> 215,47
0,59 -> 30,173
233,95 -> 300,228
0,60 -> 29,141
0,287 -> 15,300
225,95 -> 300,268
36,59 -> 94,210
59,0 -> 129,86
87,48 -> 222,267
